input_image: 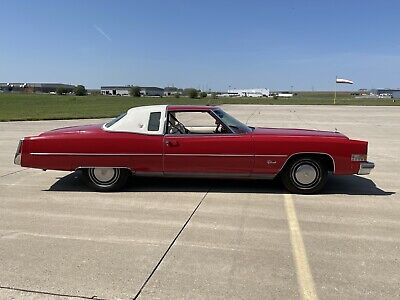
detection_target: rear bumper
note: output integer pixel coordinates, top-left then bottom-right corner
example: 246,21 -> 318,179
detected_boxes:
358,161 -> 375,175
14,139 -> 23,165
14,154 -> 21,165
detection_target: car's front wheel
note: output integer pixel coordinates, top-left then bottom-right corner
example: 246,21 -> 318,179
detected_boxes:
281,157 -> 328,194
82,168 -> 129,192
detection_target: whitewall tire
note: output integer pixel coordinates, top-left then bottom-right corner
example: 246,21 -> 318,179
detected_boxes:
281,157 -> 328,194
82,168 -> 129,192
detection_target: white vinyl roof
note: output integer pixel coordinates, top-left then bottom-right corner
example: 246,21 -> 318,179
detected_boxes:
103,105 -> 167,135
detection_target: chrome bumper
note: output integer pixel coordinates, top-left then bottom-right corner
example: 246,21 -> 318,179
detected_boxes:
14,153 -> 21,165
358,161 -> 375,175
14,139 -> 23,165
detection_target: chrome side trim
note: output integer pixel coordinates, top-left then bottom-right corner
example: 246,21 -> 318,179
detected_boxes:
165,153 -> 253,157
166,154 -> 287,157
75,166 -> 134,172
134,171 -> 164,177
30,153 -> 162,156
163,172 -> 250,178
256,154 -> 288,157
161,172 -> 275,179
278,152 -> 336,174
30,152 -> 288,158
358,161 -> 374,175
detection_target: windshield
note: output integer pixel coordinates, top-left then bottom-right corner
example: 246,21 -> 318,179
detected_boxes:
104,112 -> 127,128
213,109 -> 252,134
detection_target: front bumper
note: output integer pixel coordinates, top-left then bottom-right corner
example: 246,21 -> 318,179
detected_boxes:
358,161 -> 375,175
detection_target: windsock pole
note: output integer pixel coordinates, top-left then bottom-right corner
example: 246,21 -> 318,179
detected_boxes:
334,77 -> 354,104
334,76 -> 337,105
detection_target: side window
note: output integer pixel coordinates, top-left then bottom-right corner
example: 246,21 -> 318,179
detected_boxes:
148,112 -> 161,131
167,111 -> 230,134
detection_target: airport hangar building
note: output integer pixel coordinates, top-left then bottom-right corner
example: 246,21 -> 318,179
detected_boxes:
0,83 -> 75,93
370,88 -> 400,98
101,86 -> 164,96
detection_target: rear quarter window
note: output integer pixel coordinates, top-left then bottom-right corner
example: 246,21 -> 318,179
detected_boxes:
148,112 -> 161,131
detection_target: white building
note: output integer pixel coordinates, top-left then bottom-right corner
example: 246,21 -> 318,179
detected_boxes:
101,86 -> 164,97
101,86 -> 130,96
277,92 -> 293,98
227,88 -> 269,98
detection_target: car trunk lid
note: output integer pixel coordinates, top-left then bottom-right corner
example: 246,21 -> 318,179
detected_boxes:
39,124 -> 104,136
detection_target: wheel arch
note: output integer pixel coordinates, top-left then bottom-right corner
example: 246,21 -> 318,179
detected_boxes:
279,152 -> 335,174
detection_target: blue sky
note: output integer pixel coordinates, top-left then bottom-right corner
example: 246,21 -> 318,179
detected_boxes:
1,0 -> 400,91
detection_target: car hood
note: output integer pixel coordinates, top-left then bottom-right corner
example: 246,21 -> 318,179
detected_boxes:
252,127 -> 348,139
39,124 -> 104,136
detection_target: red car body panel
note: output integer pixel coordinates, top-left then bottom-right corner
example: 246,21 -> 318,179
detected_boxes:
163,134 -> 254,175
17,105 -> 370,178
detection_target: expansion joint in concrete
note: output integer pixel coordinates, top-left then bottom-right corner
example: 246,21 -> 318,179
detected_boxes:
132,188 -> 211,300
0,285 -> 106,300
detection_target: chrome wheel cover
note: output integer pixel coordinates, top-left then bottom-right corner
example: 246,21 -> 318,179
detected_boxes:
88,168 -> 120,187
291,161 -> 320,189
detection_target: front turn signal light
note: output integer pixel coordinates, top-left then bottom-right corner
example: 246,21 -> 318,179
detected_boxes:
351,154 -> 367,162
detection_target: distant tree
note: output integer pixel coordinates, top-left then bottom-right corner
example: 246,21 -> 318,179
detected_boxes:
75,85 -> 87,96
164,86 -> 178,92
56,87 -> 68,95
211,92 -> 218,99
189,89 -> 198,98
90,90 -> 101,96
129,86 -> 141,97
200,92 -> 207,98
184,88 -> 199,99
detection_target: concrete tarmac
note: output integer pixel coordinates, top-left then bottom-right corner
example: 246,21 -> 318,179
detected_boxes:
0,105 -> 399,299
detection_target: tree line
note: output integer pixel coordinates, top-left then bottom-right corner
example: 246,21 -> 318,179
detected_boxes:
57,85 -> 87,96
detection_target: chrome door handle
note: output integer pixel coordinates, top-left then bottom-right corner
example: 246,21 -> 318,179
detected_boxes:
165,140 -> 178,147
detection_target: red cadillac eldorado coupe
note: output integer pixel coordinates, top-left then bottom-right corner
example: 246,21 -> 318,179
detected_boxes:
14,105 -> 374,194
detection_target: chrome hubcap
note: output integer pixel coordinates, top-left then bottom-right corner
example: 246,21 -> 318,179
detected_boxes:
88,168 -> 120,187
93,168 -> 115,182
294,164 -> 317,185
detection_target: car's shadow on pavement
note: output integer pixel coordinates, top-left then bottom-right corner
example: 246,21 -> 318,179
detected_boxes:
46,172 -> 394,196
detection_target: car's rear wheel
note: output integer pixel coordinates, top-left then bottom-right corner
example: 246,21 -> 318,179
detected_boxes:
82,168 -> 129,192
281,157 -> 328,194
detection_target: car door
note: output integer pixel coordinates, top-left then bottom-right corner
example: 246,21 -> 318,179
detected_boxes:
163,110 -> 253,176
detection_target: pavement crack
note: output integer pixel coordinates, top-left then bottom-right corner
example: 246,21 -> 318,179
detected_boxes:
0,168 -> 28,178
132,188 -> 211,300
0,285 -> 105,299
